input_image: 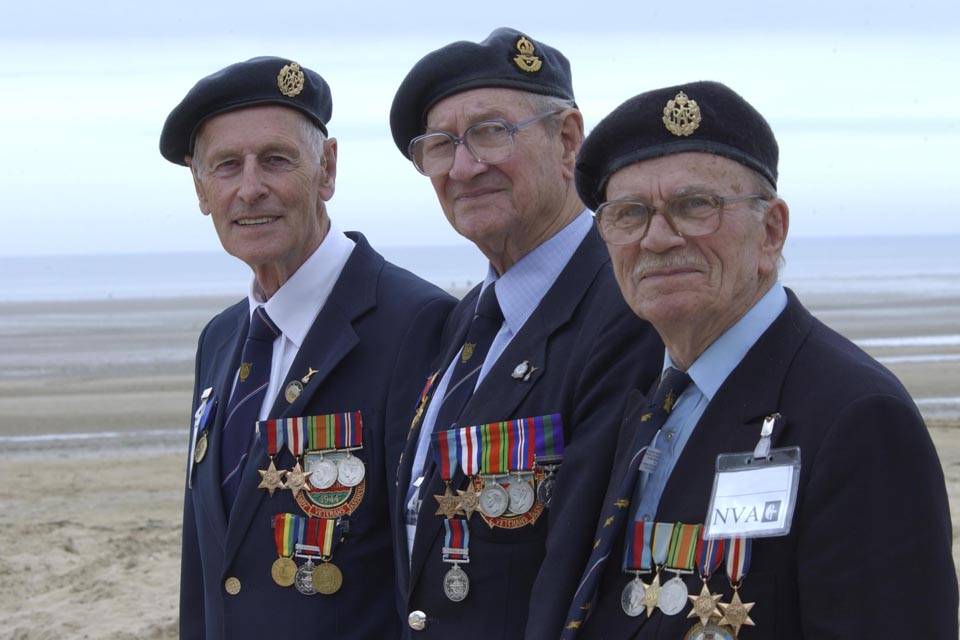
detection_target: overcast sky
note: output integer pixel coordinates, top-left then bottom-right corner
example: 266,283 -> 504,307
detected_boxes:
1,0 -> 958,257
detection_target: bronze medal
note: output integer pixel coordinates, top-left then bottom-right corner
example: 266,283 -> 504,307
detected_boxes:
311,561 -> 343,595
456,483 -> 480,520
271,556 -> 297,587
286,462 -> 311,498
717,589 -> 755,637
257,458 -> 287,496
194,430 -> 209,463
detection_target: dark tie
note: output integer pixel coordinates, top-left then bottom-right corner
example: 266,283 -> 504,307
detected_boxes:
220,306 -> 280,514
431,283 -> 504,434
561,367 -> 693,638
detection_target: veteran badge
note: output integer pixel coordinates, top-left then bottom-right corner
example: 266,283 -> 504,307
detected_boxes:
513,36 -> 543,73
277,62 -> 305,97
663,91 -> 702,137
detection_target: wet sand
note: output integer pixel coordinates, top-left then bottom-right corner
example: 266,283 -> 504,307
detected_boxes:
0,291 -> 958,638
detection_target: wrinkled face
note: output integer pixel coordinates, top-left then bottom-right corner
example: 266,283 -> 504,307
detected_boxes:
188,105 -> 334,275
423,88 -> 568,258
605,152 -> 782,333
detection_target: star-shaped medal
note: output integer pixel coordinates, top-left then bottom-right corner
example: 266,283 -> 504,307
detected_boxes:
257,458 -> 288,496
687,582 -> 723,626
717,589 -> 755,636
285,462 -> 312,498
434,485 -> 464,519
456,483 -> 480,519
640,572 -> 661,618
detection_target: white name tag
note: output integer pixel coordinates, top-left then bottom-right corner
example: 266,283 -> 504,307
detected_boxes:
703,446 -> 800,539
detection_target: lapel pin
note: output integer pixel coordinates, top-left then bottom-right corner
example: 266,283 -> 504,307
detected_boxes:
285,380 -> 303,404
511,361 -> 538,382
301,367 -> 319,384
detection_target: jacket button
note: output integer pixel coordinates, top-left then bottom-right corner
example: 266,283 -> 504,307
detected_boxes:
408,610 -> 427,631
224,577 -> 241,595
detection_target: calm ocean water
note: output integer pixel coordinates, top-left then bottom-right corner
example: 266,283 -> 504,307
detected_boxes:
1,235 -> 959,302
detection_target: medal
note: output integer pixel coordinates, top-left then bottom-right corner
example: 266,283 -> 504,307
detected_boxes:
337,452 -> 365,487
272,513 -> 305,587
194,430 -> 209,463
621,520 -> 654,617
687,529 -> 726,627
535,470 -> 556,507
683,622 -> 735,640
507,474 -> 535,514
621,577 -> 647,617
258,458 -> 287,495
441,518 -> 470,602
285,461 -> 311,497
717,537 -> 755,637
295,558 -> 317,595
307,455 -> 338,489
456,482 -> 480,519
312,561 -> 343,594
272,556 -> 297,587
435,484 -> 465,519
284,380 -> 303,403
659,523 -> 700,616
443,564 -> 470,602
433,429 -> 465,519
478,479 -> 509,518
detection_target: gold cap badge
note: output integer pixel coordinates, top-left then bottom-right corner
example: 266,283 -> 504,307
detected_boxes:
513,37 -> 542,73
277,62 -> 305,97
662,91 -> 701,137
239,362 -> 252,382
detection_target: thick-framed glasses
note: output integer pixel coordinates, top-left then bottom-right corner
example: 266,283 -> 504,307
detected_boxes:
595,193 -> 769,245
408,110 -> 563,177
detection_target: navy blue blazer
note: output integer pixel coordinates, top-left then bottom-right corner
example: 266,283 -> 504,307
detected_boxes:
179,233 -> 455,640
394,226 -> 663,639
576,290 -> 957,639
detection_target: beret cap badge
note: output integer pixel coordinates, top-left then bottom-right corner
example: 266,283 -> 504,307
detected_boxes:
662,91 -> 701,137
277,62 -> 305,98
513,37 -> 543,73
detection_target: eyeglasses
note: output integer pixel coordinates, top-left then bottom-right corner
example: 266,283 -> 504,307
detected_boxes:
595,193 -> 769,245
408,110 -> 563,177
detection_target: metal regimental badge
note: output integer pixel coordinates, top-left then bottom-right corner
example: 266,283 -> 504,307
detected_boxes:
662,91 -> 702,137
513,37 -> 543,73
461,343 -> 476,363
238,362 -> 252,382
277,62 -> 305,97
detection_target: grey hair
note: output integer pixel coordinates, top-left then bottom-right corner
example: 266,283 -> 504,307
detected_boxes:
525,93 -> 578,134
191,111 -> 327,178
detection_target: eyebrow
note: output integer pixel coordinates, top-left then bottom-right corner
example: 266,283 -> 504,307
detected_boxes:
425,108 -> 513,134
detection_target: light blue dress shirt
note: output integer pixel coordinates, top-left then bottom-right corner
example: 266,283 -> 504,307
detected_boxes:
630,282 -> 788,526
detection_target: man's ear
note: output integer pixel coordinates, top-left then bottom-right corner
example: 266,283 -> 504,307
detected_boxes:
558,109 -> 584,181
759,198 -> 789,277
318,137 -> 338,201
186,157 -> 211,216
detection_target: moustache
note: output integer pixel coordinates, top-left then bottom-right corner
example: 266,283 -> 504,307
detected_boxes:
632,253 -> 706,277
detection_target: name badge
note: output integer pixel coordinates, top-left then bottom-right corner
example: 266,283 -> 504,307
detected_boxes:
703,414 -> 800,540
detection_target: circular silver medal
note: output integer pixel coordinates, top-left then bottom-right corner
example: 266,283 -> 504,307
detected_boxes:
337,454 -> 365,487
308,457 -> 338,489
295,559 -> 317,595
658,575 -> 689,615
478,481 -> 509,518
442,564 -> 470,602
536,473 -> 556,508
621,578 -> 646,617
507,478 -> 535,515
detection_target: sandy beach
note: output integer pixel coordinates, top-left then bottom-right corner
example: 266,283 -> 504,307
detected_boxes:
1,291 -> 958,638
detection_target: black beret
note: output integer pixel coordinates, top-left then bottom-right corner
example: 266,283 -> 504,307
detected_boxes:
576,81 -> 779,210
160,56 -> 332,166
389,27 -> 575,156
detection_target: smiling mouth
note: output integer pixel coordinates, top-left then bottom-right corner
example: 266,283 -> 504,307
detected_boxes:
235,217 -> 276,226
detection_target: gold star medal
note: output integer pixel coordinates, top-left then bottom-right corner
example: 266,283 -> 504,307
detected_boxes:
687,582 -> 723,626
688,531 -> 726,627
285,461 -> 311,498
456,482 -> 480,519
640,571 -> 662,618
717,589 -> 755,637
435,484 -> 465,519
258,458 -> 287,496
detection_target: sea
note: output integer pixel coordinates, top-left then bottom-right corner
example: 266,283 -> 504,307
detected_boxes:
1,235 -> 958,457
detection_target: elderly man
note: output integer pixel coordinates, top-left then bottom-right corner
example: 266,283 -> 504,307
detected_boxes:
159,57 -> 454,639
561,81 -> 958,638
388,28 -> 662,639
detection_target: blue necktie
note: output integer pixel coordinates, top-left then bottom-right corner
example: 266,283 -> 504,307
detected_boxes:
561,367 -> 692,638
431,283 -> 504,434
220,306 -> 279,514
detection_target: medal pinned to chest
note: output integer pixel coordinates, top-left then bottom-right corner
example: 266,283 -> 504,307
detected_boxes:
455,413 -> 565,529
256,412 -> 367,519
271,513 -> 344,595
188,387 -> 217,488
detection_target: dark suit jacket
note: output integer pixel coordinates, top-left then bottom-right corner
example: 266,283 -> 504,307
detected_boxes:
179,233 -> 456,640
578,290 -> 957,639
395,226 -> 663,639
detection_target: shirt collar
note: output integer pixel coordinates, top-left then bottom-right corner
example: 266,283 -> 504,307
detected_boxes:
479,210 -> 593,333
665,281 -> 787,401
247,220 -> 356,348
